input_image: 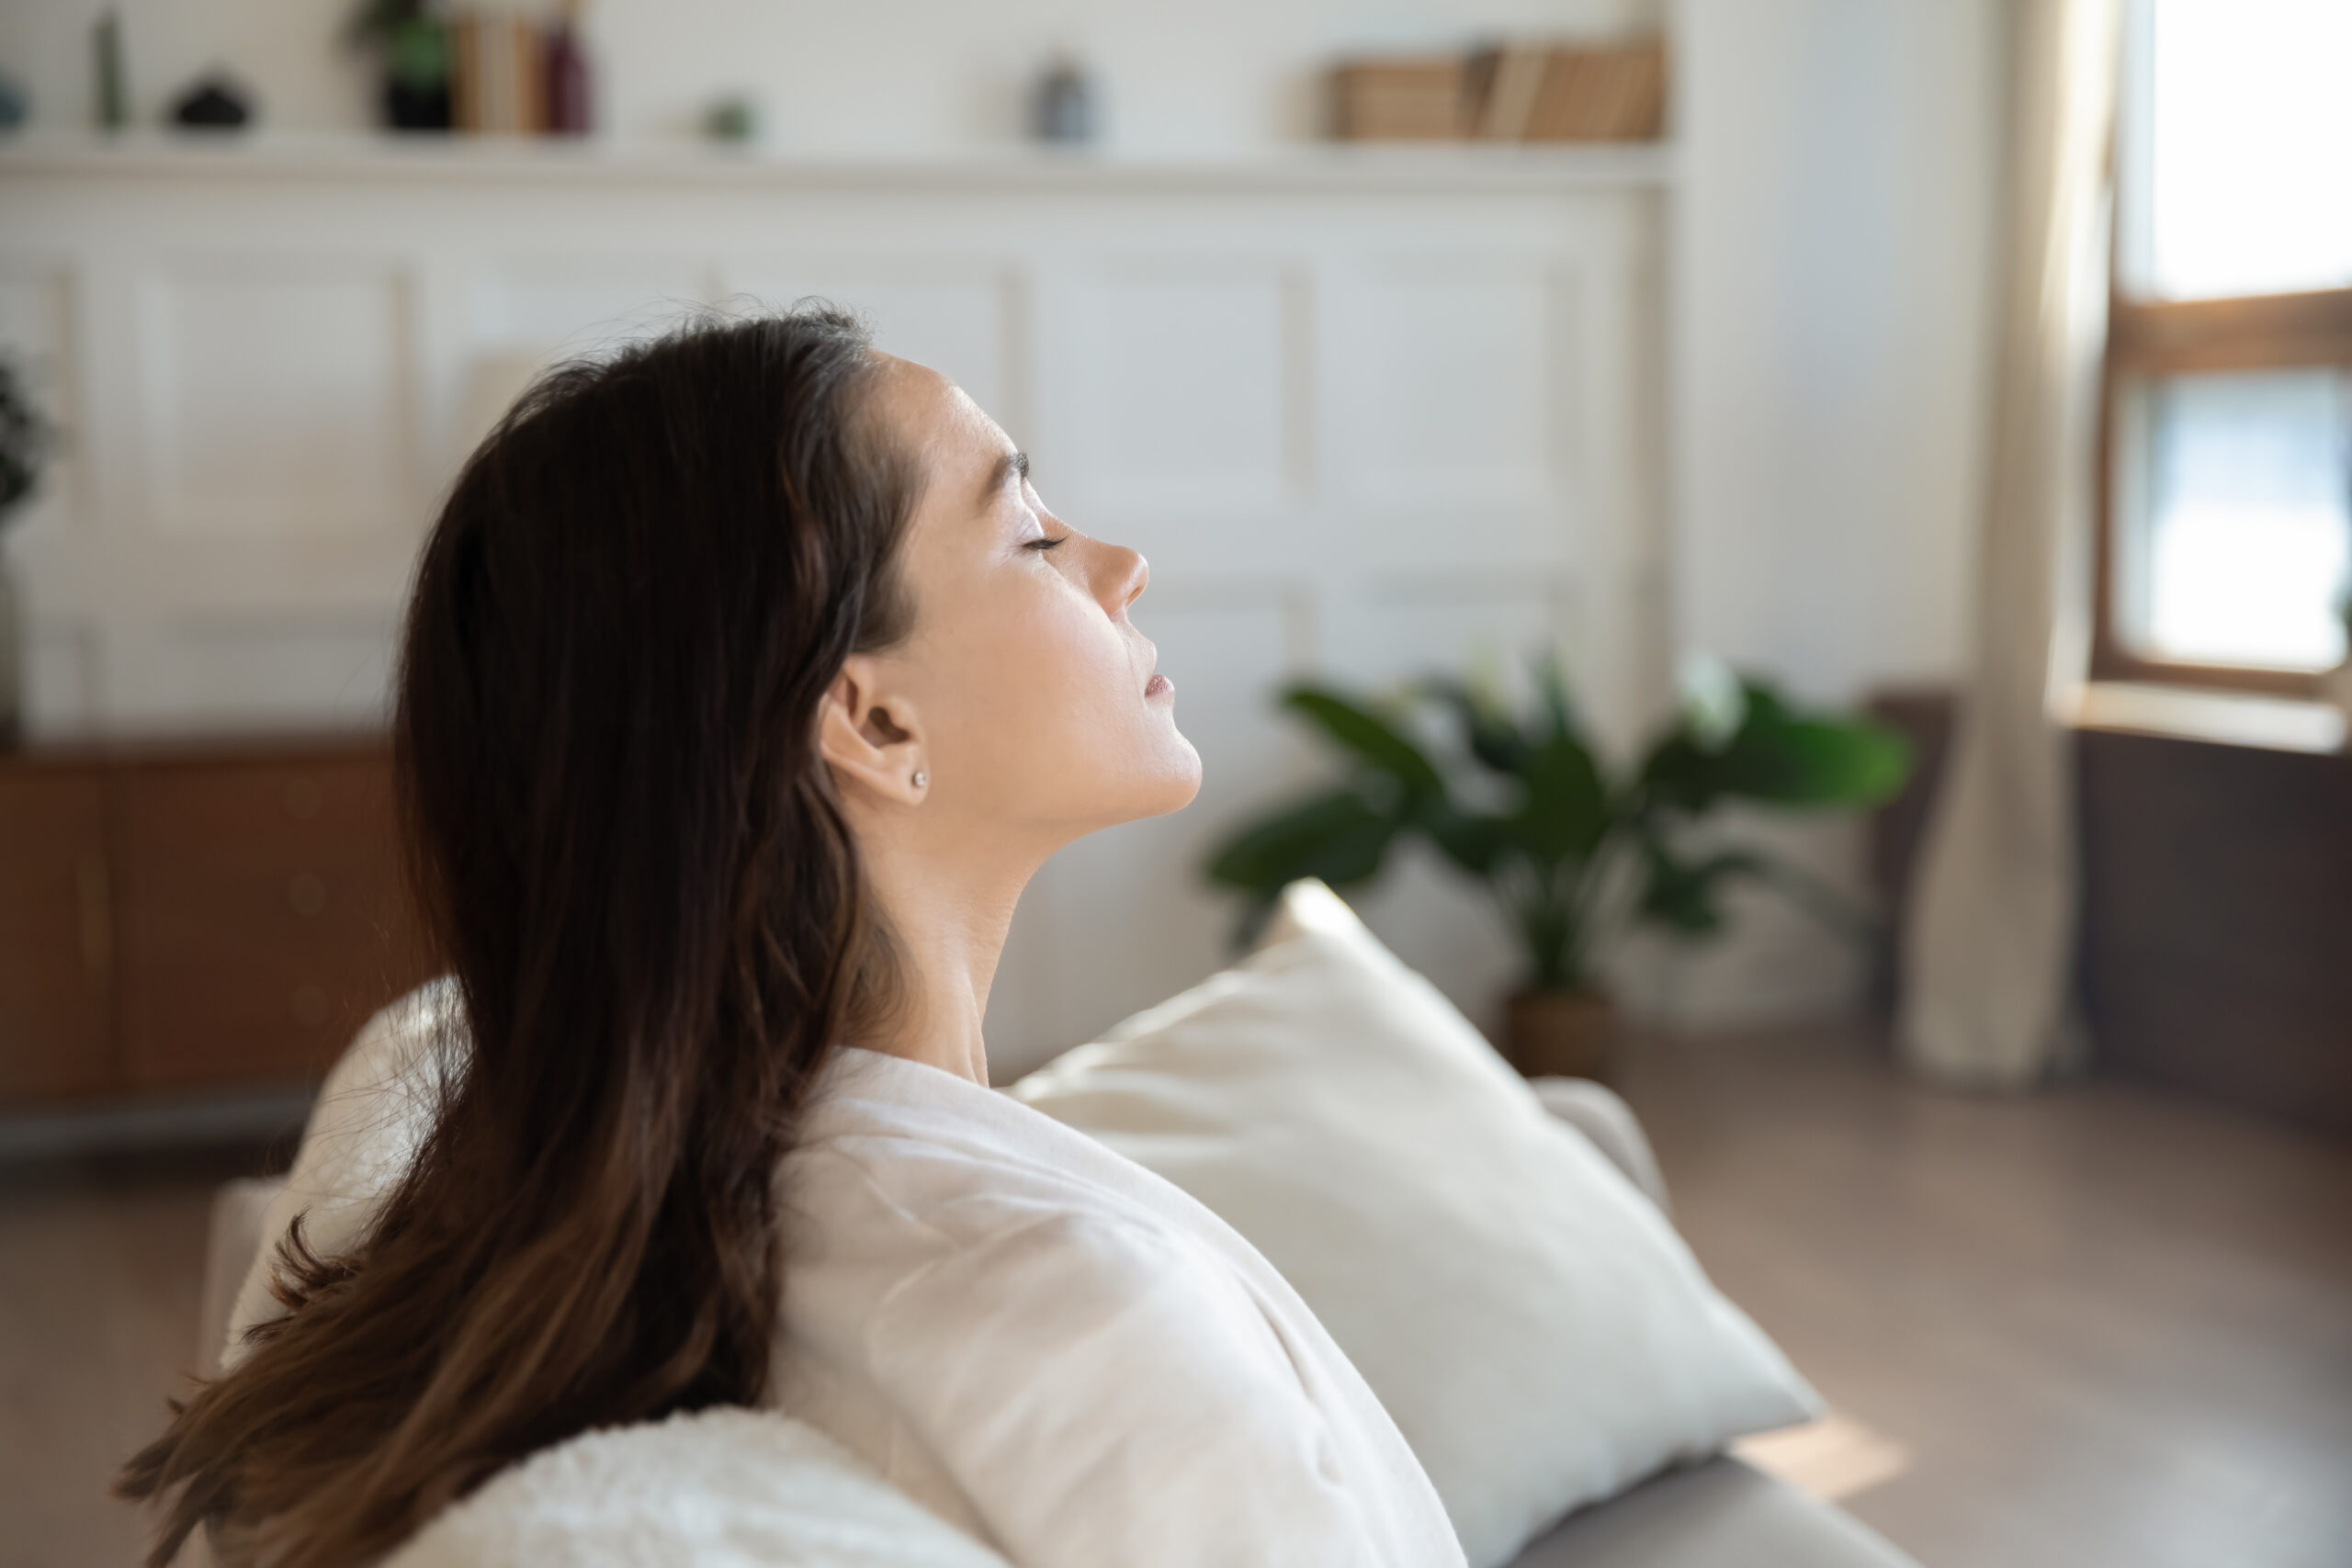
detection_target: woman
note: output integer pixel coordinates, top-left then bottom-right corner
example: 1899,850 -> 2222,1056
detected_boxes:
119,310 -> 1464,1568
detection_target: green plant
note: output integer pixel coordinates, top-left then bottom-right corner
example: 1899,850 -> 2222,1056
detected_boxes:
1204,651 -> 1913,995
347,0 -> 450,93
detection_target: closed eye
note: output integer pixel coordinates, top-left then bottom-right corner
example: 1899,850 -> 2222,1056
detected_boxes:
1027,535 -> 1069,551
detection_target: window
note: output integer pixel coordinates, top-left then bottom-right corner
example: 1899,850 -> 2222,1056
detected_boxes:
2098,0 -> 2352,695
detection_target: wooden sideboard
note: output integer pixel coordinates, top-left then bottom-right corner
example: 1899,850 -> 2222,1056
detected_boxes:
0,736 -> 436,1109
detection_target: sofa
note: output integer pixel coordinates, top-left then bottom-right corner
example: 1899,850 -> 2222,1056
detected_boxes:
194,1075 -> 1918,1568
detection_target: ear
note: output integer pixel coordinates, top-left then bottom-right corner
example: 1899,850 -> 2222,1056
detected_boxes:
817,655 -> 930,807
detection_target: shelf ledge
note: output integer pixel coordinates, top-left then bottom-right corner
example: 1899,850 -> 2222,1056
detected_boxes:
0,130 -> 1679,195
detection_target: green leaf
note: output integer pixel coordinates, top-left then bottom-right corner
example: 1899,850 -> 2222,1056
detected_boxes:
1203,785 -> 1401,895
1279,686 -> 1448,797
1635,731 -> 1726,816
1416,798 -> 1516,878
1638,681 -> 1912,815
1532,649 -> 1583,745
1635,844 -> 1765,936
1412,676 -> 1530,775
1719,698 -> 1911,805
1512,730 -> 1610,863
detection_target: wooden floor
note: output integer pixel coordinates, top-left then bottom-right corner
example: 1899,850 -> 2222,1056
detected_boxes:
1616,1025 -> 2352,1568
0,1144 -> 277,1568
4,1025 -> 2348,1568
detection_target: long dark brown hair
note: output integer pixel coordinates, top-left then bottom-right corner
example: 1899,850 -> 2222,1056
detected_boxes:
118,308 -> 922,1567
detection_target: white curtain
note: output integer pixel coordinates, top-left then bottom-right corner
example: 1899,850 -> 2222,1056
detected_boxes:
1899,0 -> 2121,1089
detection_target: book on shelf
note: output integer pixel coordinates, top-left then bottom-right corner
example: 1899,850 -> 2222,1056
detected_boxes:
1329,58 -> 1471,141
453,13 -> 548,136
1525,42 -> 1666,142
1334,38 -> 1667,144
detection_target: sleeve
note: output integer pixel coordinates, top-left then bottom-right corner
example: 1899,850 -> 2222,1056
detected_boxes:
860,1206 -> 1385,1568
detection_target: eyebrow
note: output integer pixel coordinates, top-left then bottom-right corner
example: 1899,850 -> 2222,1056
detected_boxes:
983,449 -> 1029,506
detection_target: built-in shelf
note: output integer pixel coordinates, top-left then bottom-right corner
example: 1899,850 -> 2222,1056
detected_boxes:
0,130 -> 1679,194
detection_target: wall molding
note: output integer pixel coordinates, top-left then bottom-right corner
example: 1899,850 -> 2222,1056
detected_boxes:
2,142 -> 1671,1069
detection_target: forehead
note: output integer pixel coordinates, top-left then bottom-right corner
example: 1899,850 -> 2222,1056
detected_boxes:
870,353 -> 1006,477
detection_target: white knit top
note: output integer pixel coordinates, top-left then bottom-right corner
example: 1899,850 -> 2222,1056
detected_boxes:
225,998 -> 1464,1568
769,1045 -> 1465,1568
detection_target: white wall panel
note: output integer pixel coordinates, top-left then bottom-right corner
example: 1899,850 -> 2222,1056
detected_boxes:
1045,263 -> 1303,570
159,620 -> 399,728
1343,259 -> 1561,514
140,265 -> 413,538
466,260 -> 717,356
1329,571 -> 1579,697
722,261 -> 1020,430
445,258 -> 718,471
0,145 -> 1673,1036
23,623 -> 97,734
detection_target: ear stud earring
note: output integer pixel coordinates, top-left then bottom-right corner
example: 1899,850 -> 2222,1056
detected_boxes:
912,771 -> 928,788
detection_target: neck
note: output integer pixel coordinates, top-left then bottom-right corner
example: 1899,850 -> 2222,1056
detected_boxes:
845,822 -> 1046,1087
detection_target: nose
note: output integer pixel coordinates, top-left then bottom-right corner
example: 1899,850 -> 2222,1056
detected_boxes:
1096,541 -> 1148,619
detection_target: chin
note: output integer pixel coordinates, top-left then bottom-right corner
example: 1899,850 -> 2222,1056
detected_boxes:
1130,734 -> 1204,819
1161,750 -> 1206,813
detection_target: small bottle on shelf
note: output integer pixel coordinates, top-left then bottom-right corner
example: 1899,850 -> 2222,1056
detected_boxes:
544,0 -> 593,137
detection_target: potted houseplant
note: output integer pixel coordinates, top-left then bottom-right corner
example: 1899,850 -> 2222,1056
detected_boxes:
349,0 -> 454,131
0,354 -> 53,748
1204,652 -> 1912,1079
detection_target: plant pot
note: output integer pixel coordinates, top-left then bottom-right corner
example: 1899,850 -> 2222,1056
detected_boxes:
1501,987 -> 1617,1082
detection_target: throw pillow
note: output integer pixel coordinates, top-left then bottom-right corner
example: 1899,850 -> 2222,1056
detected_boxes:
1008,878 -> 1819,1568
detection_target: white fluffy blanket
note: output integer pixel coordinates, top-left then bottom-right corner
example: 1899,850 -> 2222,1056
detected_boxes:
384,1407 -> 1012,1568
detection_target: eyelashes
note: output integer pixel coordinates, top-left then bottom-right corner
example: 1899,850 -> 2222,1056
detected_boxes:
1026,535 -> 1070,552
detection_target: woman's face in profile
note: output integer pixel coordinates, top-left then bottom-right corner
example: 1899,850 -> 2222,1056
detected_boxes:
859,354 -> 1202,841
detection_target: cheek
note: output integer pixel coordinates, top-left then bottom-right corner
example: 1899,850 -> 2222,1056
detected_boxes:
929,578 -> 1188,809
990,587 -> 1129,738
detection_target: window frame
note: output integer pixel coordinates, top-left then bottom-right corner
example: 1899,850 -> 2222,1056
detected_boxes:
2094,7 -> 2352,699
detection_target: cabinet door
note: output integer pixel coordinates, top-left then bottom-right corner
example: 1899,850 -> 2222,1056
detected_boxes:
119,753 -> 437,1091
0,768 -> 118,1103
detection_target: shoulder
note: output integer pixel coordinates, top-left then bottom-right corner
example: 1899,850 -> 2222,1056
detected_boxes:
790,1047 -> 1195,1252
788,1111 -> 1237,1323
784,1059 -> 1293,1383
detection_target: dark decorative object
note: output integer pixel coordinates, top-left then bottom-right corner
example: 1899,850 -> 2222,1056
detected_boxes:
1205,651 -> 1910,1080
1031,55 -> 1096,145
704,94 -> 758,144
169,73 -> 254,131
351,0 -> 452,132
0,356 -> 56,748
544,0 -> 592,135
94,9 -> 130,132
0,72 -> 28,133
